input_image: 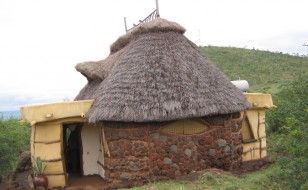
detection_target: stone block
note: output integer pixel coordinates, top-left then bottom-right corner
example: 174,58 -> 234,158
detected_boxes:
184,149 -> 192,157
209,149 -> 216,156
159,135 -> 167,143
224,145 -> 231,153
163,157 -> 172,164
120,173 -> 131,180
170,145 -> 178,153
217,139 -> 227,147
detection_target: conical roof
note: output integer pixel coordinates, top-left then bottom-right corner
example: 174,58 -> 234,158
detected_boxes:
75,18 -> 250,123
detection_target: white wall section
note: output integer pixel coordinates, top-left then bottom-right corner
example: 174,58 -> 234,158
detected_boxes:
81,124 -> 100,175
98,126 -> 105,178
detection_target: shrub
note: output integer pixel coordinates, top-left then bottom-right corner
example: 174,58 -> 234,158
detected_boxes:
267,76 -> 308,133
0,118 -> 30,174
267,76 -> 308,189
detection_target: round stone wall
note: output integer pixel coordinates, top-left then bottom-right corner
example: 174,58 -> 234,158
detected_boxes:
103,114 -> 243,183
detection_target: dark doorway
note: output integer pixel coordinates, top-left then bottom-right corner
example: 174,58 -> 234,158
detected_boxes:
63,123 -> 83,176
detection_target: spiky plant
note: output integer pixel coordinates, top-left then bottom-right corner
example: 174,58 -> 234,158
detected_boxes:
33,156 -> 47,176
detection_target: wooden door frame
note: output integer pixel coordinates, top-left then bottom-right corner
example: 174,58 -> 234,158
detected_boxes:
62,123 -> 84,176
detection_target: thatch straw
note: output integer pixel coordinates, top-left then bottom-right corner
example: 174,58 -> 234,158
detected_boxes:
75,47 -> 127,81
110,18 -> 186,53
76,18 -> 186,81
75,18 -> 250,123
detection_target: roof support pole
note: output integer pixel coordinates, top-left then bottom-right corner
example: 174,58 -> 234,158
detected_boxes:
155,0 -> 160,17
124,17 -> 128,33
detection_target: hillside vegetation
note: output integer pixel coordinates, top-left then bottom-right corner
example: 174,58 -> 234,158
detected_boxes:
0,118 -> 30,174
202,46 -> 308,94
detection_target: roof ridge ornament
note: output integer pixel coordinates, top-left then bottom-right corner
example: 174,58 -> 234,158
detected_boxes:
124,0 -> 160,33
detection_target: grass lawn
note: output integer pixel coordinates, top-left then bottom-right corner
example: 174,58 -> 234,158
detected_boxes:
121,166 -> 283,190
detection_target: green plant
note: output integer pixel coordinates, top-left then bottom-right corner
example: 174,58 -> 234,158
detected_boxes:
266,76 -> 308,189
0,118 -> 30,174
33,156 -> 47,176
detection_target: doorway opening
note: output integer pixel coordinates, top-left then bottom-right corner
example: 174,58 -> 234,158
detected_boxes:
63,123 -> 83,177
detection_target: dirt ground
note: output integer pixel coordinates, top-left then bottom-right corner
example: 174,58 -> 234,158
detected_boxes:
0,158 -> 273,190
0,170 -> 109,190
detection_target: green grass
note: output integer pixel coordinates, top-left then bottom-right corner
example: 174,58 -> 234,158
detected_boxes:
121,167 -> 284,190
202,46 -> 308,94
130,181 -> 196,190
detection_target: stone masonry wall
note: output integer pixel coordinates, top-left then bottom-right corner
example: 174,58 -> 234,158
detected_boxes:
104,124 -> 152,182
103,115 -> 242,183
150,117 -> 242,180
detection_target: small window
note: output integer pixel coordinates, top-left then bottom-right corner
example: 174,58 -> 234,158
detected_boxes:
161,119 -> 209,135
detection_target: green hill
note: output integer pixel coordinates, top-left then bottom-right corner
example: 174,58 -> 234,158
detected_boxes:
201,46 -> 308,94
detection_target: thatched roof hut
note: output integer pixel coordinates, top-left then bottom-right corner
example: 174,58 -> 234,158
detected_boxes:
75,18 -> 250,122
19,18 -> 274,189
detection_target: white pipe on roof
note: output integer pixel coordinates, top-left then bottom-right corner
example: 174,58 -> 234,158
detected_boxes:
231,80 -> 249,92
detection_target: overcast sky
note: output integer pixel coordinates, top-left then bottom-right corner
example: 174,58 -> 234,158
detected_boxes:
0,0 -> 307,111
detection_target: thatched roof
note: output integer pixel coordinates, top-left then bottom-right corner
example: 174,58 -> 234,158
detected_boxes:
75,18 -> 250,123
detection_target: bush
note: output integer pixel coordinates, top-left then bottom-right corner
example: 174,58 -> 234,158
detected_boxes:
267,76 -> 308,189
267,76 -> 308,133
0,118 -> 30,174
269,118 -> 308,189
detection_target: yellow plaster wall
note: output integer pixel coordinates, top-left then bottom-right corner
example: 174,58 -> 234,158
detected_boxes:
35,124 -> 61,142
21,100 -> 94,123
46,175 -> 66,188
241,118 -> 254,139
244,93 -> 275,109
241,93 -> 274,162
246,110 -> 265,139
242,141 -> 267,161
241,110 -> 267,161
161,119 -> 209,135
44,161 -> 64,174
30,125 -> 35,158
34,142 -> 62,160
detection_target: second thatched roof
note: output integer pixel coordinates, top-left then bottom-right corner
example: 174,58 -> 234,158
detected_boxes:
75,18 -> 250,123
